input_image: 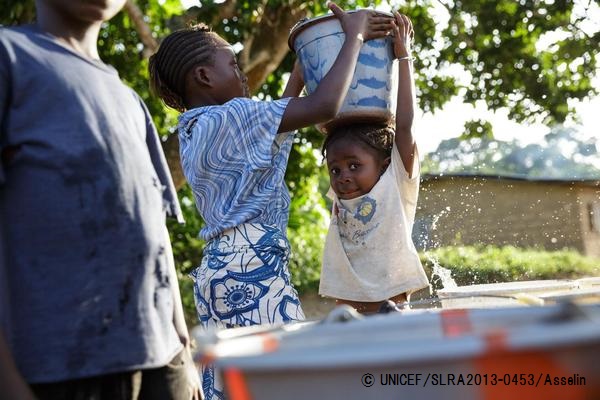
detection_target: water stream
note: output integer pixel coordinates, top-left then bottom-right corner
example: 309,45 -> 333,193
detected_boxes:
423,208 -> 458,294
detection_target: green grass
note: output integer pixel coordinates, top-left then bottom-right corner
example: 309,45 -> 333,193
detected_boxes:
421,245 -> 600,291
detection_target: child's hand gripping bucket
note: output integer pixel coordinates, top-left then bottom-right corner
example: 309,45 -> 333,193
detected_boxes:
288,11 -> 398,133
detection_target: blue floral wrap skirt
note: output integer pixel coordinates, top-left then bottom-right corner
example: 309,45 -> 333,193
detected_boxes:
190,223 -> 305,399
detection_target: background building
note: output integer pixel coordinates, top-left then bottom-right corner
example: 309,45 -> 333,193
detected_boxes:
414,174 -> 600,259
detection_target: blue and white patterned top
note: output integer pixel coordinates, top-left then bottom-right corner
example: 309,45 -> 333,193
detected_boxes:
178,97 -> 294,240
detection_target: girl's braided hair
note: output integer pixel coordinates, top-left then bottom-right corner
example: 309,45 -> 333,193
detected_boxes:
148,23 -> 219,112
322,123 -> 395,161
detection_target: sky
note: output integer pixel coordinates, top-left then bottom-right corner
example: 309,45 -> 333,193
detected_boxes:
415,89 -> 600,155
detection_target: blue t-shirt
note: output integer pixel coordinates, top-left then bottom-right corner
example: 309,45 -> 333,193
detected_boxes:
178,97 -> 294,240
0,25 -> 184,383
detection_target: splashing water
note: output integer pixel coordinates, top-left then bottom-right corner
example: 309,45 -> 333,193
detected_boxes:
430,256 -> 457,290
430,206 -> 450,232
426,253 -> 458,292
422,208 -> 458,293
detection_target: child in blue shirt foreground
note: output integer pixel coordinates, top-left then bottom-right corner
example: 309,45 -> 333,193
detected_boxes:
0,0 -> 199,399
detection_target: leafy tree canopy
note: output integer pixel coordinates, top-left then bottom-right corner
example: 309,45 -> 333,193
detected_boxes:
4,0 -> 599,136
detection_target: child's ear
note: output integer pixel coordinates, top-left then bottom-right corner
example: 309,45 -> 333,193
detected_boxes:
382,156 -> 391,172
191,66 -> 212,87
379,156 -> 391,176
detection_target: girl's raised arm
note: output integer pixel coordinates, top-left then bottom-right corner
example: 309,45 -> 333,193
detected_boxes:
392,12 -> 417,177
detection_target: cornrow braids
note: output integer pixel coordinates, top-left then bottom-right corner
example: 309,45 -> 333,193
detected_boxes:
322,123 -> 395,161
148,23 -> 219,112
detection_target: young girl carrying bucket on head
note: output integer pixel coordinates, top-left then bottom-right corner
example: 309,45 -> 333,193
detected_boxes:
148,3 -> 394,398
319,12 -> 430,314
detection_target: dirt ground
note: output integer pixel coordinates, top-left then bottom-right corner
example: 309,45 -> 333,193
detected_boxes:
299,287 -> 435,320
299,293 -> 337,320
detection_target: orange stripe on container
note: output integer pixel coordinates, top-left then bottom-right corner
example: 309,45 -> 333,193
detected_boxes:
198,352 -> 216,366
484,330 -> 508,353
224,368 -> 252,400
259,333 -> 279,353
440,309 -> 472,337
476,349 -> 588,400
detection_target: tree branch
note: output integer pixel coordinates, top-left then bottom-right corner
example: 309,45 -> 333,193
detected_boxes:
122,1 -> 189,189
210,0 -> 238,27
123,0 -> 158,58
241,3 -> 307,91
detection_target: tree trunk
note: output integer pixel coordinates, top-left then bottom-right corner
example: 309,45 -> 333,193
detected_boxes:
241,4 -> 307,92
123,0 -> 158,57
124,1 -> 189,188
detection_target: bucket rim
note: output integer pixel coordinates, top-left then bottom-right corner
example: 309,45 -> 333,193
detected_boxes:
287,9 -> 393,52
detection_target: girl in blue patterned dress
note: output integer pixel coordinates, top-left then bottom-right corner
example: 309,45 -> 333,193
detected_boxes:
149,3 -> 394,398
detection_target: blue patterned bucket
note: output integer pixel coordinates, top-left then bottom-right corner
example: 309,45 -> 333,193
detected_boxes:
288,11 -> 397,133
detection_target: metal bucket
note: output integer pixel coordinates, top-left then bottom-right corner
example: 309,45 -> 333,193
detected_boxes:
288,11 -> 397,133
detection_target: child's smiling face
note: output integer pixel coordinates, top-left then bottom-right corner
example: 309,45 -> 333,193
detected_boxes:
326,137 -> 390,200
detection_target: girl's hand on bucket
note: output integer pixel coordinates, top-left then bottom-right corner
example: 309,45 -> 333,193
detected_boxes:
392,12 -> 414,59
328,2 -> 395,42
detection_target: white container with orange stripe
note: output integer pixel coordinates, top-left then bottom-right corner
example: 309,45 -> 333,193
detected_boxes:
193,303 -> 600,400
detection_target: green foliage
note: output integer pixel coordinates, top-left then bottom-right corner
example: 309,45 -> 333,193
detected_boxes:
165,187 -> 205,324
286,136 -> 330,293
0,0 -> 34,24
461,119 -> 495,140
421,245 -> 600,291
436,0 -> 600,124
167,186 -> 205,274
